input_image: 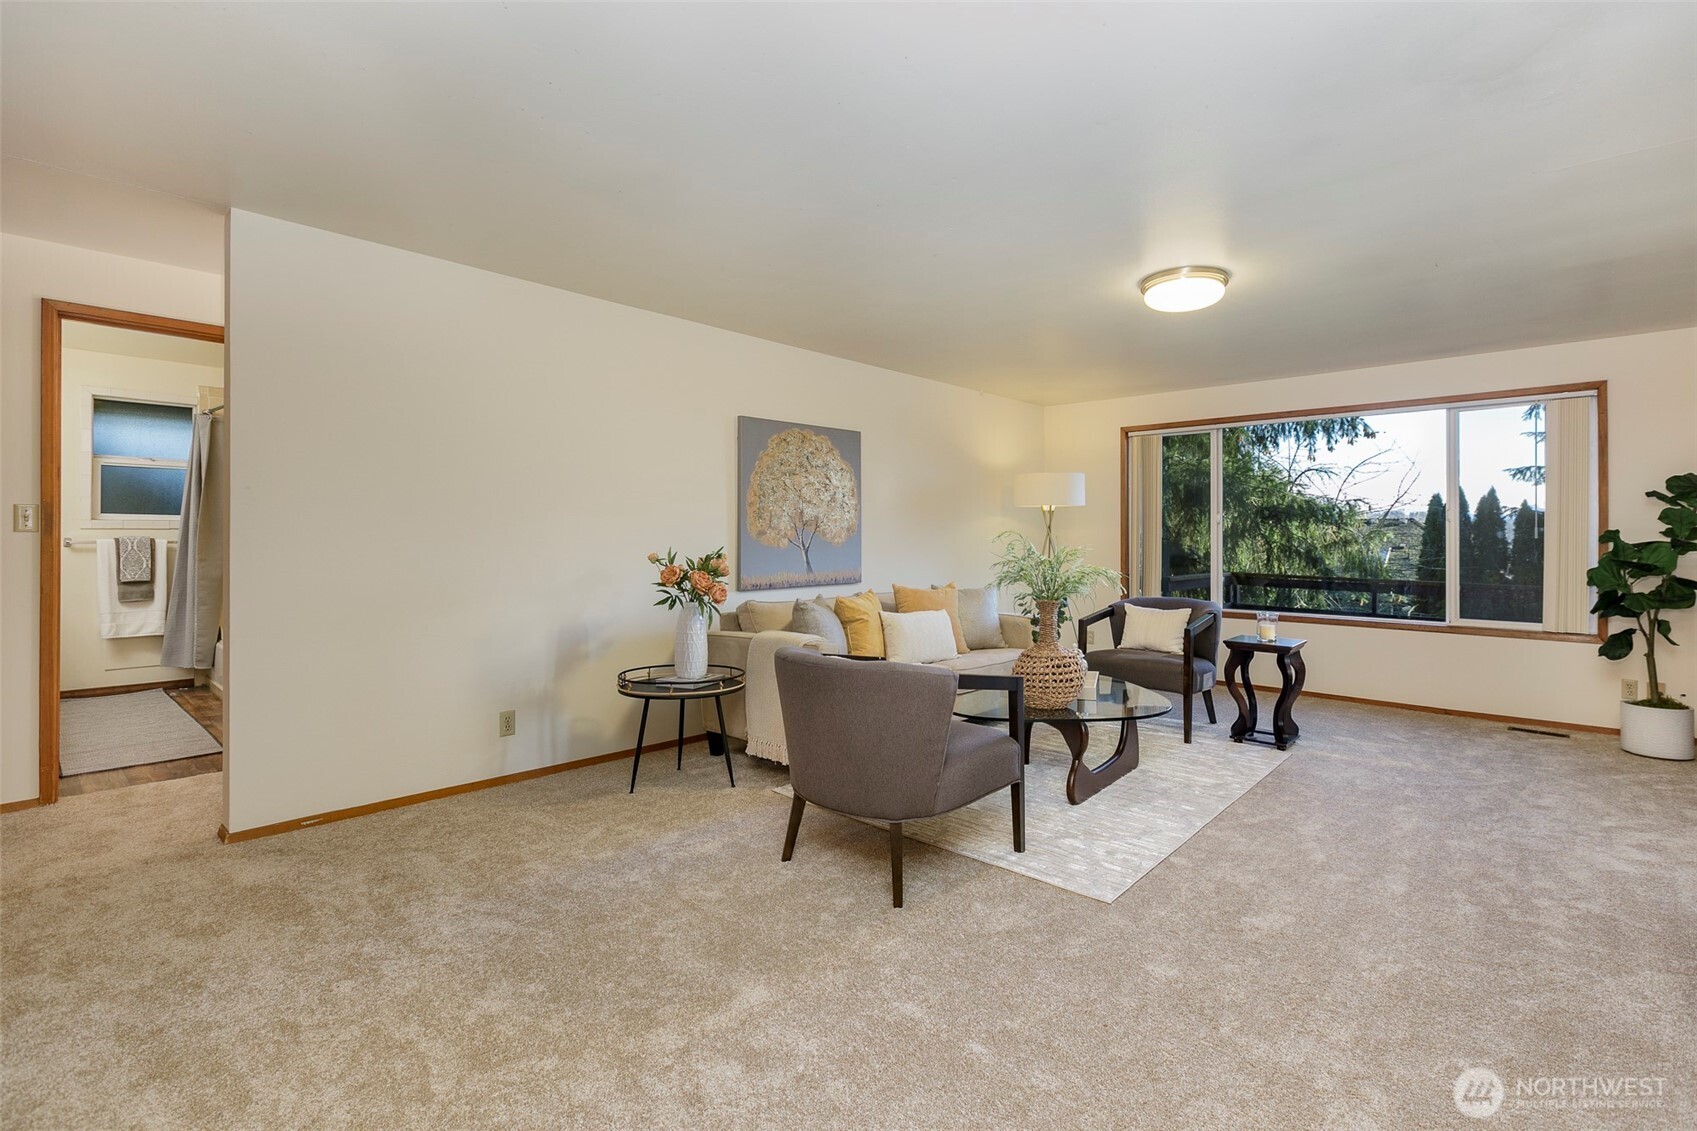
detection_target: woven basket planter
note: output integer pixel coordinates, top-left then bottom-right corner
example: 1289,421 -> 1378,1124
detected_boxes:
1012,599 -> 1089,709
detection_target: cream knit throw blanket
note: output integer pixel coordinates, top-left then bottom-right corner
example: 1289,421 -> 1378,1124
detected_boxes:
742,630 -> 824,766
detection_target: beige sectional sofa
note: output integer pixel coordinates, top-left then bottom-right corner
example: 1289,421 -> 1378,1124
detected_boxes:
704,590 -> 1035,764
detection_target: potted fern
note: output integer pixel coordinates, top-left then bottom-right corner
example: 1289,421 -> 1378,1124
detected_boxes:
1588,473 -> 1695,760
990,532 -> 1122,708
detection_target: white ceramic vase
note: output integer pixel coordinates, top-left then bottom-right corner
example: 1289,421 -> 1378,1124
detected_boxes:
674,606 -> 709,680
1619,701 -> 1695,761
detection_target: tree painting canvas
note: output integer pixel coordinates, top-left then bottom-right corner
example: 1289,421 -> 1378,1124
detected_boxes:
737,416 -> 862,591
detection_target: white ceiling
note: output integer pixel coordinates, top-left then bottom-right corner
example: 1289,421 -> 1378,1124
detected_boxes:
3,3 -> 1693,406
2,158 -> 226,275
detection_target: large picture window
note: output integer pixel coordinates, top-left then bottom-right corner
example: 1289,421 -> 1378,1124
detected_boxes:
1124,385 -> 1601,637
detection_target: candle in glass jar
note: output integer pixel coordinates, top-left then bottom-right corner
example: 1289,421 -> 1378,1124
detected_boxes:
1256,613 -> 1279,642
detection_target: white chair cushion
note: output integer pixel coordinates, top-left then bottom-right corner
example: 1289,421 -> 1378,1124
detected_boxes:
1120,605 -> 1191,654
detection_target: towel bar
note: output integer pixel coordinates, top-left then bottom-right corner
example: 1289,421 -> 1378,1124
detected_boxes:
63,538 -> 179,548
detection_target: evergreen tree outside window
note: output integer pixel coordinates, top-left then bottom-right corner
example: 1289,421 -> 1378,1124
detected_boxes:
1159,433 -> 1211,599
1218,409 -> 1444,621
1458,405 -> 1545,624
1415,493 -> 1447,618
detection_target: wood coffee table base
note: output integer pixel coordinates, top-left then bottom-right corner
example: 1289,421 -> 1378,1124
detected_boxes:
957,678 -> 1169,807
1043,718 -> 1142,805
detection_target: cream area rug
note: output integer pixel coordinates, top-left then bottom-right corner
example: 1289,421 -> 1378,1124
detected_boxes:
59,689 -> 222,777
776,713 -> 1291,902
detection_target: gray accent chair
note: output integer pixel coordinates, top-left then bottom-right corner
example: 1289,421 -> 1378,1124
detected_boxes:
773,647 -> 1025,908
1077,596 -> 1222,743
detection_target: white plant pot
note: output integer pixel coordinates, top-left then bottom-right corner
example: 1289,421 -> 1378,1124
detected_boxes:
1619,701 -> 1695,761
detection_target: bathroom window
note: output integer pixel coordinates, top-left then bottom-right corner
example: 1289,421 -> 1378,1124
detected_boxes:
91,397 -> 194,520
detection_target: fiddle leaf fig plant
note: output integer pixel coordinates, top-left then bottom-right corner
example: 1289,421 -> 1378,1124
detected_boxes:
1589,473 -> 1697,708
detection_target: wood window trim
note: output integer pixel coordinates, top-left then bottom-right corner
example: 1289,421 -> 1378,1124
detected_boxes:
1115,380 -> 1609,646
38,300 -> 224,806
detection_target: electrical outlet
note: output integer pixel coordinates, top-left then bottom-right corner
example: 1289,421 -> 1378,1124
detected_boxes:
498,710 -> 516,738
1621,679 -> 1638,701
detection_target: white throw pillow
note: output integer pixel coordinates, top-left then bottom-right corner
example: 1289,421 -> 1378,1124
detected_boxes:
880,610 -> 959,664
1120,605 -> 1192,654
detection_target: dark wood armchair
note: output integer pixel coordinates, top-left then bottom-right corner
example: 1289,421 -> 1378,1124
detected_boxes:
1076,597 -> 1222,742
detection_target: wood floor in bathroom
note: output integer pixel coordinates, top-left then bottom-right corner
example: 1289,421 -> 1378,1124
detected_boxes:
57,686 -> 223,798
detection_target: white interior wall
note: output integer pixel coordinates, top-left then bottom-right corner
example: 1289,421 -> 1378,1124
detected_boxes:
225,211 -> 1045,833
0,234 -> 224,805
1042,329 -> 1697,731
58,348 -> 224,691
6,220 -> 1689,815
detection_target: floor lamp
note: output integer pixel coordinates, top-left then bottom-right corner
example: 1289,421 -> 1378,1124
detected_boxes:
1014,472 -> 1086,556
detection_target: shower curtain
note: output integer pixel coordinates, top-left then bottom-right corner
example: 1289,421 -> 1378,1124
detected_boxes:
161,411 -> 226,670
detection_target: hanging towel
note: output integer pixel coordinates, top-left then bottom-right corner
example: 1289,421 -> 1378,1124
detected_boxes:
98,538 -> 169,638
116,535 -> 154,603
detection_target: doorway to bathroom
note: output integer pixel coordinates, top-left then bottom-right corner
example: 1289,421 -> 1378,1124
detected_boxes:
38,301 -> 226,804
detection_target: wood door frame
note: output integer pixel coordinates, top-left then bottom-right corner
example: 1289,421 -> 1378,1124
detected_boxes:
38,300 -> 225,805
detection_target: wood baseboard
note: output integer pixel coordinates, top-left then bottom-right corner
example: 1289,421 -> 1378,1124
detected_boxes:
0,797 -> 44,814
60,678 -> 196,700
1247,684 -> 1620,736
216,732 -> 710,844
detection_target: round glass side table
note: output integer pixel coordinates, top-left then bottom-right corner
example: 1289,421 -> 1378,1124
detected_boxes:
615,664 -> 745,793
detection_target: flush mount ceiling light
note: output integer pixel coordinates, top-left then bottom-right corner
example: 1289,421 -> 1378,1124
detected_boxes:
1138,266 -> 1231,313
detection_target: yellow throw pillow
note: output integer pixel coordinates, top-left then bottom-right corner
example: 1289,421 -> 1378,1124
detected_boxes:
893,583 -> 970,654
835,590 -> 886,657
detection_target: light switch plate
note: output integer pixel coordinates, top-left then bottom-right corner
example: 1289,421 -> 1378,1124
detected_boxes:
12,504 -> 39,533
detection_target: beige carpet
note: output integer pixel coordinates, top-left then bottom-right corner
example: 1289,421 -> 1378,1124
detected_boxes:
777,717 -> 1291,901
58,689 -> 223,776
3,699 -> 1694,1129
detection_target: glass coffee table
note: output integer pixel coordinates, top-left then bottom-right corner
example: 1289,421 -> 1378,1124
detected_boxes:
954,677 -> 1172,805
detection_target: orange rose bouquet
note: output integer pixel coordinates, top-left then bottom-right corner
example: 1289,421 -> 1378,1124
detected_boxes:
649,547 -> 731,624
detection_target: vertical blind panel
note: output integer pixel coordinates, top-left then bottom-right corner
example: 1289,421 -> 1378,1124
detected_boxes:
99,464 -> 187,516
1542,396 -> 1596,634
92,399 -> 194,459
1127,434 -> 1161,596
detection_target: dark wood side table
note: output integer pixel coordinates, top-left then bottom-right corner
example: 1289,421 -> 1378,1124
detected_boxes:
1221,635 -> 1307,750
617,665 -> 745,793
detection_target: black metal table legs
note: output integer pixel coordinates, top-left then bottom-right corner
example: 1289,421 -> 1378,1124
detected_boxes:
715,696 -> 734,786
629,694 -> 735,792
628,699 -> 651,794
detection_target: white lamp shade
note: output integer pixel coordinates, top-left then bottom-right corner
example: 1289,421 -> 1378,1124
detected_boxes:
1015,472 -> 1086,508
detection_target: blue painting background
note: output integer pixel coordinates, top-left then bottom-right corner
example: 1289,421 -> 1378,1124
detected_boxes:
737,416 -> 863,591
